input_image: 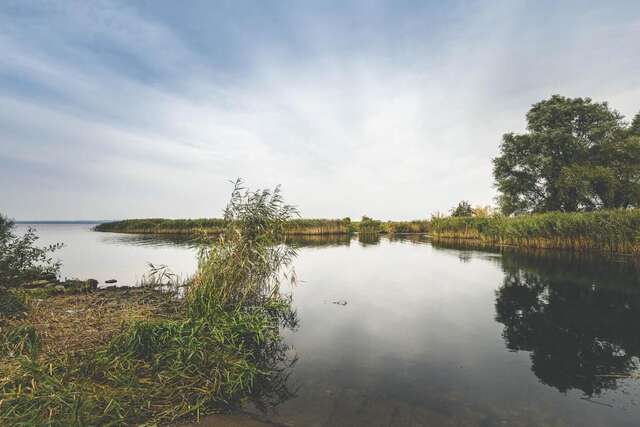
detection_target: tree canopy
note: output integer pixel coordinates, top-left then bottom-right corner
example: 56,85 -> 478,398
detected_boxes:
450,200 -> 474,217
493,95 -> 640,215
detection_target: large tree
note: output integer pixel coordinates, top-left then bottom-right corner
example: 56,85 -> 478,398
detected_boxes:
493,95 -> 640,214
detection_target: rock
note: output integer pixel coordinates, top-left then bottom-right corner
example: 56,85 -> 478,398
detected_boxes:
54,285 -> 66,293
332,300 -> 348,306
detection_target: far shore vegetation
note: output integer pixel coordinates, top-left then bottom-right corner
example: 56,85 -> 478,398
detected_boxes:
94,217 -> 431,236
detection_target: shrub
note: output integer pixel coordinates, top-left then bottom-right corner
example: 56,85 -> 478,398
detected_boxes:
0,214 -> 62,288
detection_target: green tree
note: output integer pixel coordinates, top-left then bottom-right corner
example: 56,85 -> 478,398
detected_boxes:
450,200 -> 474,217
493,95 -> 639,214
630,112 -> 640,136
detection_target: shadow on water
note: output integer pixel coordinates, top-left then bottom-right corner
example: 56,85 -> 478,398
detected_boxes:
431,239 -> 640,397
285,234 -> 352,248
100,232 -> 205,249
103,232 -> 356,249
357,233 -> 381,246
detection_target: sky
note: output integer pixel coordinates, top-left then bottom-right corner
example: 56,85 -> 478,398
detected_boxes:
1,1 -> 639,221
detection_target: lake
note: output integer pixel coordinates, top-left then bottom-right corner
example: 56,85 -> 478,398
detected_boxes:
19,223 -> 640,426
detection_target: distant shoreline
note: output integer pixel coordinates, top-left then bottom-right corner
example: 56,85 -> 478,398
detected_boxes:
15,220 -> 110,225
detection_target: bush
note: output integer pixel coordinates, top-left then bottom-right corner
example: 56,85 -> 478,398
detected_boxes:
0,214 -> 62,288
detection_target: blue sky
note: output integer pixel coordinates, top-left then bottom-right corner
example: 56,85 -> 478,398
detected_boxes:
1,1 -> 639,220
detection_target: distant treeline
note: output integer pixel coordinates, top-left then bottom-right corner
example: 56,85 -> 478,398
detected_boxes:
94,217 -> 431,236
431,209 -> 640,254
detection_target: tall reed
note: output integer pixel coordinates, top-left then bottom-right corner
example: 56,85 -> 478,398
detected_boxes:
430,209 -> 640,254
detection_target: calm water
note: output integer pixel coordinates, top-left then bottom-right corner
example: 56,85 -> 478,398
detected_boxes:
19,224 -> 640,426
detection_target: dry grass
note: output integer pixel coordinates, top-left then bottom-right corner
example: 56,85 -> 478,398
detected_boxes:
11,290 -> 176,357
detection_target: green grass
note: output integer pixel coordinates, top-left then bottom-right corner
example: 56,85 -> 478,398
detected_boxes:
430,209 -> 640,254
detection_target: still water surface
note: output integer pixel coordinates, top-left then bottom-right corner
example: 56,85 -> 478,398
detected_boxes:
19,224 -> 640,426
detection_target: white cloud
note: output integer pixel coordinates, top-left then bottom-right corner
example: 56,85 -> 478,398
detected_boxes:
1,1 -> 639,220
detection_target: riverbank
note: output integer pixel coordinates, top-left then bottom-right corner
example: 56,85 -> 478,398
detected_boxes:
0,279 -> 296,426
430,209 -> 640,254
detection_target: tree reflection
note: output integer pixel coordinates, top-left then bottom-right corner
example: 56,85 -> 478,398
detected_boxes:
495,255 -> 640,396
358,233 -> 381,246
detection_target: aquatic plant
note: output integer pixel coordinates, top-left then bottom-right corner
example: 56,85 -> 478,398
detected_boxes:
94,218 -> 228,234
384,220 -> 430,234
430,209 -> 640,253
95,217 -> 351,236
188,179 -> 298,312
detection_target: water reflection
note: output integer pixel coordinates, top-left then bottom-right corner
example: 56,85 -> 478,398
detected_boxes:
357,233 -> 380,246
431,239 -> 640,397
495,252 -> 640,397
101,232 -> 204,248
285,234 -> 352,248
249,313 -> 300,413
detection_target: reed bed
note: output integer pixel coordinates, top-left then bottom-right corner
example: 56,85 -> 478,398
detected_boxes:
358,216 -> 382,234
283,218 -> 351,235
384,220 -> 430,234
430,209 -> 640,254
95,218 -> 227,234
96,218 -> 351,236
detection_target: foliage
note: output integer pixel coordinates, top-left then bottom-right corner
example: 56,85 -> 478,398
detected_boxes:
450,201 -> 474,217
631,111 -> 640,136
493,95 -> 640,214
0,215 -> 62,288
472,205 -> 495,218
430,208 -> 640,253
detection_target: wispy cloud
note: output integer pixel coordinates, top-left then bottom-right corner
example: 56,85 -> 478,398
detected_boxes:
1,1 -> 639,220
